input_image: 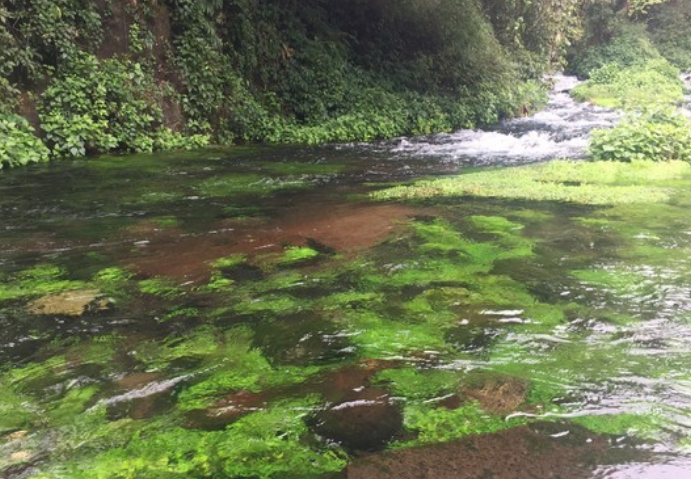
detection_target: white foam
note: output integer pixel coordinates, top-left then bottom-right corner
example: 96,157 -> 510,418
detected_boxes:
382,74 -> 620,165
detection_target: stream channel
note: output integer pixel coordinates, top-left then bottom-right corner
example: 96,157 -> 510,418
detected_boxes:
2,76 -> 691,478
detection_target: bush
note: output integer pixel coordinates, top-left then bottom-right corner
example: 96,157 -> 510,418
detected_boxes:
589,107 -> 691,162
647,1 -> 691,70
571,22 -> 662,79
40,52 -> 206,157
0,114 -> 50,169
571,59 -> 683,108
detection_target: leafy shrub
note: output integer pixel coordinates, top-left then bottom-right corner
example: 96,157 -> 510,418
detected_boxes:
0,114 -> 50,169
40,52 -> 205,157
589,107 -> 691,162
571,22 -> 662,78
647,1 -> 691,70
571,59 -> 683,107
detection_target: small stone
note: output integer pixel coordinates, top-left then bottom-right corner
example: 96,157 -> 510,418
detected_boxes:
10,450 -> 32,462
459,373 -> 528,415
7,430 -> 28,441
27,289 -> 110,317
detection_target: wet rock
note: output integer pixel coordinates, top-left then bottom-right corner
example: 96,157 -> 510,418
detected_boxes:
312,387 -> 403,452
188,361 -> 401,431
26,289 -> 111,317
458,372 -> 528,415
347,423 -> 618,479
9,451 -> 32,463
5,431 -> 28,441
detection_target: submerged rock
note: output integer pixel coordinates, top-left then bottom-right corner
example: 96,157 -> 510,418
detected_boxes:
26,289 -> 110,316
312,387 -> 403,452
347,423 -> 623,479
458,372 -> 528,415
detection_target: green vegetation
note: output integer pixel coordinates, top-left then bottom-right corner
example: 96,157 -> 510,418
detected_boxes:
0,114 -> 50,169
399,402 -> 526,446
0,0 -> 587,168
40,52 -> 209,157
0,264 -> 88,303
33,401 -> 347,479
647,1 -> 691,70
375,369 -> 461,400
571,59 -> 683,107
567,1 -> 691,165
570,22 -> 663,79
571,413 -> 663,440
589,108 -> 691,162
372,160 -> 691,205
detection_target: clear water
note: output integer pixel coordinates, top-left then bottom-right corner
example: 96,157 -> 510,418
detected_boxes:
1,78 -> 691,479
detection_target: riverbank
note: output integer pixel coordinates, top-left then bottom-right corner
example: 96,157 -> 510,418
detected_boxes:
1,0 -> 566,170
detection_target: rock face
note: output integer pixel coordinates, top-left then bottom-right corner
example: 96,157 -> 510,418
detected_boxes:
26,289 -> 109,316
346,423 -> 622,479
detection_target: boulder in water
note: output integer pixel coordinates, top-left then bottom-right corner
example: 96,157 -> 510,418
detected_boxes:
26,289 -> 110,316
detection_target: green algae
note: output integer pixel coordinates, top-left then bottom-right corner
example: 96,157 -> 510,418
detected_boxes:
93,267 -> 134,285
211,254 -> 248,270
397,402 -> 527,447
0,388 -> 36,433
344,310 -> 451,359
571,413 -> 663,440
138,278 -> 185,299
195,173 -> 310,198
0,264 -> 89,304
5,152 -> 691,478
231,294 -> 305,316
33,400 -> 346,479
277,246 -> 321,266
252,161 -> 345,176
372,160 -> 691,205
169,327 -> 323,411
151,216 -> 180,228
374,368 -> 461,400
573,268 -> 650,295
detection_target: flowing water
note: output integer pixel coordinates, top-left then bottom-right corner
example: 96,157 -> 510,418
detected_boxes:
1,77 -> 691,478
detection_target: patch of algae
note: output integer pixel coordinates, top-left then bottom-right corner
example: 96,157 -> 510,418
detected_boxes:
372,160 -> 691,205
31,400 -> 346,479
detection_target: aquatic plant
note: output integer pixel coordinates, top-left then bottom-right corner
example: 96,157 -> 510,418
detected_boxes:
374,368 -> 461,400
170,327 -> 323,411
275,246 -> 321,267
372,160 -> 691,205
397,402 -> 526,447
571,413 -> 663,440
0,264 -> 88,304
33,400 -> 346,479
195,174 -> 310,198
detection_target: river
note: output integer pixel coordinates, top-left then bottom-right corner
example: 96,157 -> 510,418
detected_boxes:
1,76 -> 690,478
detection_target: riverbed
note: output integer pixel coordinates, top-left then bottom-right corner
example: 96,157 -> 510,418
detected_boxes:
2,77 -> 691,478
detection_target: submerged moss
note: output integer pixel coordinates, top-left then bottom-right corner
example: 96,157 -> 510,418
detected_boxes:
397,402 -> 527,447
34,400 -> 346,479
0,264 -> 89,304
138,278 -> 185,299
571,413 -> 663,440
374,368 -> 461,400
344,310 -> 451,359
0,388 -> 36,433
372,161 -> 691,205
168,327 -> 323,411
195,173 -> 310,198
277,246 -> 321,266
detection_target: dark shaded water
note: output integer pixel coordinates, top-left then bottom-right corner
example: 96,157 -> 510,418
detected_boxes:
2,78 -> 691,478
